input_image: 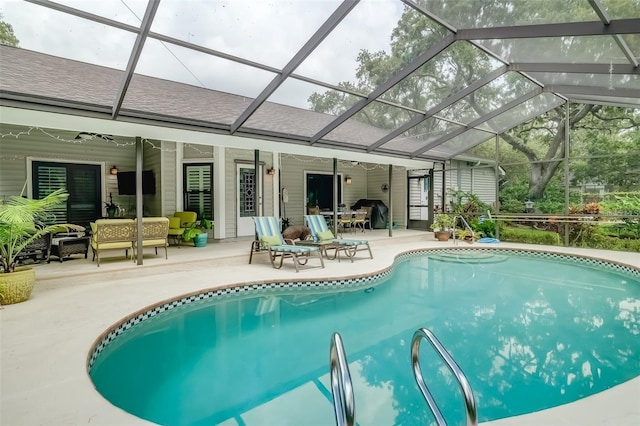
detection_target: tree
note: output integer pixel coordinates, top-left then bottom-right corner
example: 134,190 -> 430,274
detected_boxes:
308,1 -> 639,201
0,13 -> 19,47
497,105 -> 639,200
570,110 -> 640,191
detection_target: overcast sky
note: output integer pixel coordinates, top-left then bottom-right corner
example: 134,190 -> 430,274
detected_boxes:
1,0 -> 405,108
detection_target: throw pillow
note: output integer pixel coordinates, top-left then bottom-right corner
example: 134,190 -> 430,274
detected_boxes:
260,235 -> 282,247
317,230 -> 335,241
168,217 -> 181,229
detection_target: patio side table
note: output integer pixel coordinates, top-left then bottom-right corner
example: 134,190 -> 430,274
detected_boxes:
51,235 -> 90,262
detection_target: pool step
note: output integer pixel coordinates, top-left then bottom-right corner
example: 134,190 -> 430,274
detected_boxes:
428,251 -> 509,264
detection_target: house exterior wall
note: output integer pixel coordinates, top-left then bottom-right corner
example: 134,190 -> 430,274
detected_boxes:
0,125 -> 140,211
1,125 -> 496,239
277,156 -> 408,229
441,160 -> 497,211
279,155 -> 370,228
365,165 -> 407,228
470,166 -> 497,206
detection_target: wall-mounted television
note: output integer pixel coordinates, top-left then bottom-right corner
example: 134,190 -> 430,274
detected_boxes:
117,170 -> 156,195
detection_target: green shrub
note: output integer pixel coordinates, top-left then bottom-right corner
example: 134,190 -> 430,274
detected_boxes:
536,200 -> 564,214
500,225 -> 639,252
601,194 -> 640,239
449,190 -> 492,218
501,227 -> 562,246
569,232 -> 640,252
500,199 -> 524,213
469,218 -> 499,238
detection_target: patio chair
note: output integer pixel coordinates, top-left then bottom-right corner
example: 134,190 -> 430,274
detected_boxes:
304,215 -> 373,262
337,210 -> 355,235
249,216 -> 324,272
167,211 -> 197,247
361,206 -> 373,230
352,209 -> 368,232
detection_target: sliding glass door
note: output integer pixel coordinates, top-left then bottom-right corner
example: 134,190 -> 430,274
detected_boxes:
32,161 -> 101,227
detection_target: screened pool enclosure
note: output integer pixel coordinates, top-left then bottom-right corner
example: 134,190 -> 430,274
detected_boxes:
0,0 -> 638,247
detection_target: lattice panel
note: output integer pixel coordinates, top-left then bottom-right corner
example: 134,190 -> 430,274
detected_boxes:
240,169 -> 256,217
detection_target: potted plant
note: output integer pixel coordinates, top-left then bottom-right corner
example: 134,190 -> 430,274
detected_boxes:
455,228 -> 475,243
430,213 -> 453,241
182,215 -> 213,248
104,192 -> 118,218
0,188 -> 74,304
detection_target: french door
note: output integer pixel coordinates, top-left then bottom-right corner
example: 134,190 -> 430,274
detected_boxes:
237,164 -> 262,237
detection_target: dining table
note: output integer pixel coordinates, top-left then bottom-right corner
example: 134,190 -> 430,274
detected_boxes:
319,211 -> 355,234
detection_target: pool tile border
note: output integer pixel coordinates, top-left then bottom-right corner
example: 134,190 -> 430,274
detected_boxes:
87,247 -> 639,371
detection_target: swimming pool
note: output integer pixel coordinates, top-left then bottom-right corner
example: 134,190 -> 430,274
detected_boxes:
89,249 -> 640,425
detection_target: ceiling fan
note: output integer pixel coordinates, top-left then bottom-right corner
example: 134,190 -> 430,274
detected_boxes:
75,132 -> 114,141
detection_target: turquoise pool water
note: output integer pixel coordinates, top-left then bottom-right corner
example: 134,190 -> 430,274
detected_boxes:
90,250 -> 640,425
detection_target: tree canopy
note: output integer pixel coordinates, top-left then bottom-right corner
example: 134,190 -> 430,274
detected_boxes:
308,1 -> 640,203
0,13 -> 19,47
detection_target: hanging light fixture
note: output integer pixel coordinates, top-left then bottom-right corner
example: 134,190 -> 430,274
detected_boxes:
345,175 -> 352,185
110,165 -> 118,175
266,167 -> 276,176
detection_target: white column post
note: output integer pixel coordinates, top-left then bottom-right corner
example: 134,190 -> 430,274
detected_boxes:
214,146 -> 226,239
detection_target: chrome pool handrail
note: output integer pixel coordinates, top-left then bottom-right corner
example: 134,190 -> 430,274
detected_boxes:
330,332 -> 355,426
452,215 -> 475,245
411,328 -> 478,426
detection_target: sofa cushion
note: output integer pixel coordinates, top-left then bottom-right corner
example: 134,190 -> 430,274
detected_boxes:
91,241 -> 132,250
139,238 -> 167,246
168,217 -> 181,229
173,211 -> 197,226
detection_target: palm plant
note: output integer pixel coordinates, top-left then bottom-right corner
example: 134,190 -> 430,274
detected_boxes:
0,188 -> 71,273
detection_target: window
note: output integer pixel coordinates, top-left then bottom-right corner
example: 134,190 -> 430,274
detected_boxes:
32,161 -> 101,227
183,163 -> 213,219
306,173 -> 342,210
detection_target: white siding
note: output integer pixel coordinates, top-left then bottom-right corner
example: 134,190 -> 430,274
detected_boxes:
161,141 -> 177,216
143,140 -> 162,216
458,163 -> 473,193
471,166 -> 497,206
431,160 -> 498,211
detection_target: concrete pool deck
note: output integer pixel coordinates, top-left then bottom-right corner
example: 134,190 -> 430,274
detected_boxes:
1,230 -> 639,425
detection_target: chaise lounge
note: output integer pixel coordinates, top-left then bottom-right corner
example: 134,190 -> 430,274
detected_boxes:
249,216 -> 324,272
304,214 -> 373,262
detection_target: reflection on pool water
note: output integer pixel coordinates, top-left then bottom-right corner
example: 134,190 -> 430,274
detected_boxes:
90,250 -> 640,425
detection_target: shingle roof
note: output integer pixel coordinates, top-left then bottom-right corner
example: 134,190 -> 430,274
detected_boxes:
0,45 -> 452,160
